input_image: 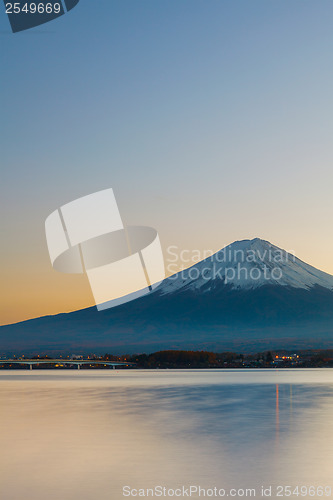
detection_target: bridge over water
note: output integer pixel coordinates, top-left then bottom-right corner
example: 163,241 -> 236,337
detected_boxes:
0,359 -> 134,370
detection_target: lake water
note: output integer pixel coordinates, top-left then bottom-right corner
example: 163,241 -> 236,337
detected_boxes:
0,369 -> 332,499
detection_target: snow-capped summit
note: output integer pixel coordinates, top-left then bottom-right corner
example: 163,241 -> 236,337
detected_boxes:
159,238 -> 333,295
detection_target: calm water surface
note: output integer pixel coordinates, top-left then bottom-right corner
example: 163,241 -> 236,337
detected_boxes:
0,369 -> 332,500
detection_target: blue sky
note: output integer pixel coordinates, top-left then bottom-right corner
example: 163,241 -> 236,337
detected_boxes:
1,0 -> 333,323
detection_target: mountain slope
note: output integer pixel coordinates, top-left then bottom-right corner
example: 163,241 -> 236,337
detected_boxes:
1,238 -> 333,354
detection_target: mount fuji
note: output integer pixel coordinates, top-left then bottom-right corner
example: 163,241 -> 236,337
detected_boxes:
1,238 -> 333,354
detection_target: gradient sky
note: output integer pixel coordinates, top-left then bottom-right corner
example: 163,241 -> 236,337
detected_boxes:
1,0 -> 333,325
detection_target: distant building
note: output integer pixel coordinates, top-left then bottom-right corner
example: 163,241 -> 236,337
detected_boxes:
273,354 -> 299,364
